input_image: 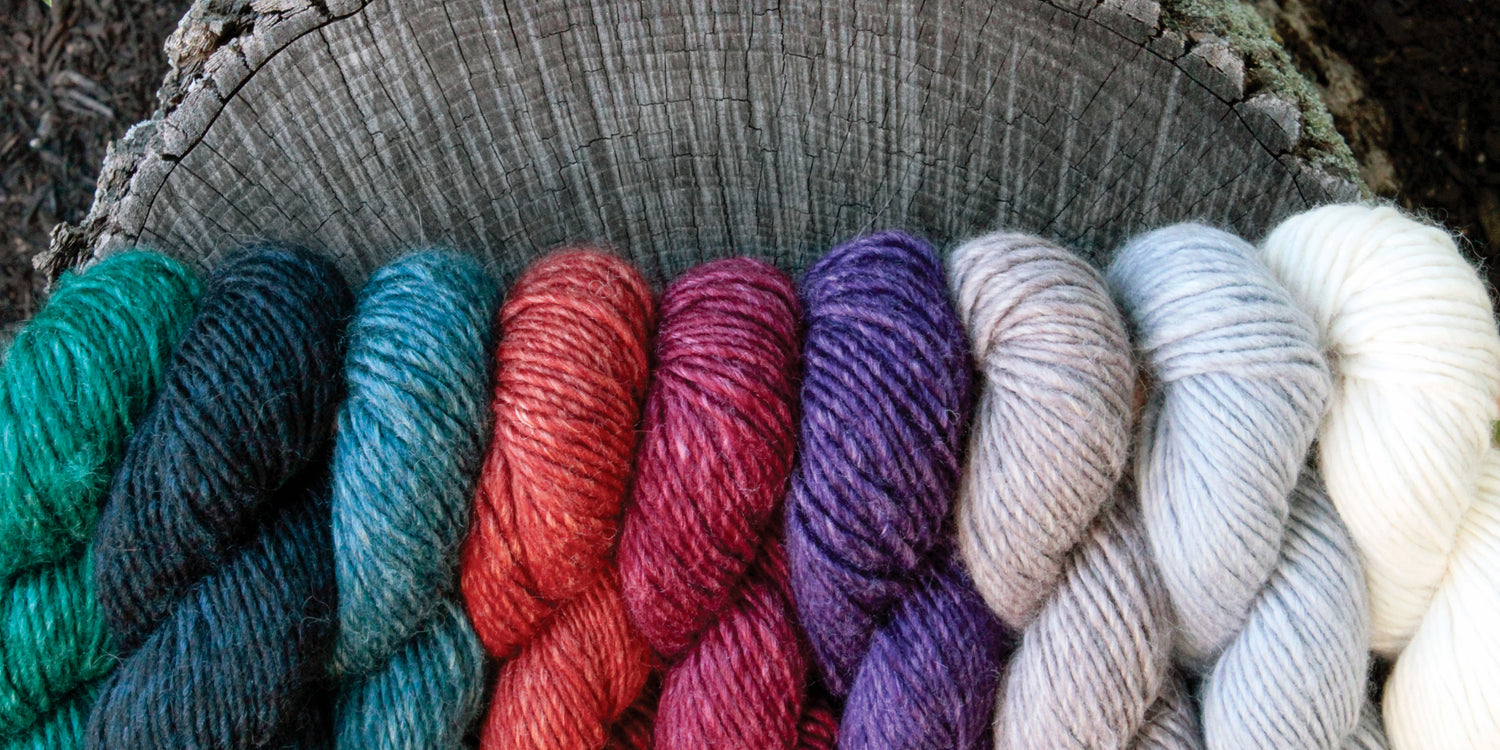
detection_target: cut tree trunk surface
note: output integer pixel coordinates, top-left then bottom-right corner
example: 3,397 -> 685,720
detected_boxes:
45,0 -> 1361,286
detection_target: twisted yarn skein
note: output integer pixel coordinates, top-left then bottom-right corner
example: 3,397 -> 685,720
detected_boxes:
0,252 -> 199,749
787,231 -> 1006,750
1108,224 -> 1383,750
618,258 -> 822,750
459,249 -> 655,749
1261,205 -> 1500,750
330,251 -> 497,749
949,232 -> 1201,749
89,246 -> 352,749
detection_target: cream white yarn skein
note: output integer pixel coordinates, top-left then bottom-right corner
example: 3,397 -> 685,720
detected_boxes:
1261,204 -> 1500,750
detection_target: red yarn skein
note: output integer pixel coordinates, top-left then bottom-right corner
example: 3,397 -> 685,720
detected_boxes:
618,258 -> 826,749
460,249 -> 656,750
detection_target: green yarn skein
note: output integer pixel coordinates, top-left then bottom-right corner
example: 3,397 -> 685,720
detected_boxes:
0,251 -> 200,748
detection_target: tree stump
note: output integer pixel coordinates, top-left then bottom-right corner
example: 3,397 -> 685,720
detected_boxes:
44,0 -> 1362,284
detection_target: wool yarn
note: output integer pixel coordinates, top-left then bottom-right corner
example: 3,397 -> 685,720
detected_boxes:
88,246 -> 351,749
0,252 -> 198,748
330,251 -> 497,749
796,695 -> 840,750
787,231 -> 1006,750
459,248 -> 655,749
1108,224 -> 1383,750
948,232 -> 1200,749
617,258 -> 821,750
1261,205 -> 1500,750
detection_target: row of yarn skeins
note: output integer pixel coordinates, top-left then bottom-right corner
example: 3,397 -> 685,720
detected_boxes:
1,203 -> 1496,750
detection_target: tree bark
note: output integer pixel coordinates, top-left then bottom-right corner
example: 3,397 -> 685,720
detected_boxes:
42,0 -> 1361,285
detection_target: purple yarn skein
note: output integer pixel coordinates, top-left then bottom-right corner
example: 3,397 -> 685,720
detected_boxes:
787,230 -> 1008,750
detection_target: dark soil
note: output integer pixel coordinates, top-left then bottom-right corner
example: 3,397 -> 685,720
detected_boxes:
1266,0 -> 1500,269
1,0 -> 1497,331
1,0 -> 190,332
1328,0 -> 1500,256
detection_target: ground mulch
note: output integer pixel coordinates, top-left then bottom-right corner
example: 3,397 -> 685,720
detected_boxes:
1,0 -> 189,332
1271,0 -> 1498,263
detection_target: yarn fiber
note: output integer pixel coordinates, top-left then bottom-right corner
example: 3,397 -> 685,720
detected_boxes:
949,233 -> 1200,749
1261,205 -> 1500,750
89,246 -> 352,749
1108,224 -> 1381,749
617,258 -> 816,750
331,251 -> 497,749
787,231 -> 1006,749
459,249 -> 655,749
0,252 -> 199,748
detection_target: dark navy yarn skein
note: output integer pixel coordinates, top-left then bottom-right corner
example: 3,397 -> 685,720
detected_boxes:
787,231 -> 1008,750
88,246 -> 352,749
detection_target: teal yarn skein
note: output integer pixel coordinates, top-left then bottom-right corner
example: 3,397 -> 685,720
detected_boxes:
330,251 -> 497,749
1107,224 -> 1386,750
0,251 -> 199,749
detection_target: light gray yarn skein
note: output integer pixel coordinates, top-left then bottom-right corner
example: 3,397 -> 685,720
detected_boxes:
1106,224 -> 1386,750
951,233 -> 1200,749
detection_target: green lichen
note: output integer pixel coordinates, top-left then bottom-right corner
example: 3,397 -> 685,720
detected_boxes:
1160,0 -> 1365,193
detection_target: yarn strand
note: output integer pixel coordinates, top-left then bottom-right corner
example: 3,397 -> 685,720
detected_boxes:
618,257 -> 824,750
949,232 -> 1200,749
460,249 -> 656,749
787,231 -> 1006,749
1108,224 -> 1384,750
330,251 -> 497,749
88,246 -> 352,749
0,251 -> 199,748
1262,205 -> 1500,750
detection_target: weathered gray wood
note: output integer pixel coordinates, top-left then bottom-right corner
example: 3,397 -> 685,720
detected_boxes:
46,0 -> 1362,286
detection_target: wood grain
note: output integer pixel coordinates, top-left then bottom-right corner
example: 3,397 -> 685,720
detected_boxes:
49,0 -> 1361,285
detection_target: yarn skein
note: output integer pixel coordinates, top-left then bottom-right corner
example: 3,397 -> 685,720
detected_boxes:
617,258 -> 823,750
949,233 -> 1201,749
1261,205 -> 1500,750
1108,224 -> 1383,750
0,252 -> 199,748
459,249 -> 656,749
787,231 -> 1007,750
88,246 -> 352,749
330,251 -> 497,749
